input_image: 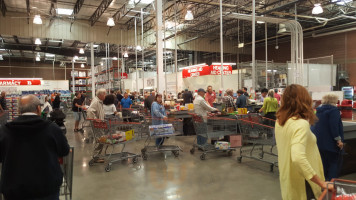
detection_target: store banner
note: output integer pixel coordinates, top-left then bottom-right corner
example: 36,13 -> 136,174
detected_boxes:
182,65 -> 210,78
210,65 -> 232,75
114,72 -> 128,79
0,79 -> 41,86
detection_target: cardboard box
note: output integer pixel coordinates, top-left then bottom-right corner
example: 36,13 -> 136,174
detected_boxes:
229,135 -> 242,147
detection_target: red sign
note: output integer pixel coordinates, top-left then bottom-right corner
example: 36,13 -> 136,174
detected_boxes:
0,79 -> 41,86
182,65 -> 210,78
121,73 -> 128,79
210,65 -> 232,75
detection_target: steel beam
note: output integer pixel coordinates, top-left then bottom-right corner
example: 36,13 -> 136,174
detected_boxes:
89,0 -> 113,26
26,0 -> 30,24
0,0 -> 7,17
70,0 -> 85,31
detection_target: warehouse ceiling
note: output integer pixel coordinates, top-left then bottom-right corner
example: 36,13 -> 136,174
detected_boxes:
0,0 -> 356,64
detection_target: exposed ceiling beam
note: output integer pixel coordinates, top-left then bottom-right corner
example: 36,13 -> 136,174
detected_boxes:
0,0 -> 7,17
26,0 -> 30,24
182,0 -> 237,8
70,0 -> 85,31
71,40 -> 80,48
89,0 -> 113,26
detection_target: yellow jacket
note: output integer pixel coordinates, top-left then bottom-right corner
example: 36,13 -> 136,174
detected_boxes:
275,118 -> 325,200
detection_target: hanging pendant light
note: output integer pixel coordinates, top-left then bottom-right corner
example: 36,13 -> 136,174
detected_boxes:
185,10 -> 194,21
0,55 -> 4,60
124,52 -> 129,58
136,46 -> 142,51
81,63 -> 85,68
35,38 -> 42,45
79,48 -> 85,54
312,3 -> 323,15
107,17 -> 115,26
73,55 -> 79,61
33,15 -> 42,24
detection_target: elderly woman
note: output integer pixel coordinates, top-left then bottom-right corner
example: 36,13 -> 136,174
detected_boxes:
311,94 -> 344,181
225,89 -> 236,111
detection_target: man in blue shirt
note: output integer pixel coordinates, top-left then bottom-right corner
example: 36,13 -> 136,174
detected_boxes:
260,88 -> 268,103
120,93 -> 132,110
236,90 -> 247,108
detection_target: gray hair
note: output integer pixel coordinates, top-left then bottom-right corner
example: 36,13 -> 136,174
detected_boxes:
96,88 -> 106,97
268,89 -> 275,98
322,94 -> 339,105
19,95 -> 41,114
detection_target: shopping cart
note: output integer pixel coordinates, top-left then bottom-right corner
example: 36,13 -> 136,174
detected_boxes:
141,118 -> 183,160
88,118 -> 141,172
59,147 -> 74,200
190,114 -> 237,160
236,113 -> 277,172
319,179 -> 356,200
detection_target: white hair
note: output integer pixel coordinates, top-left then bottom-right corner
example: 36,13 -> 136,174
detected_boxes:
96,88 -> 107,97
322,94 -> 339,105
19,95 -> 41,114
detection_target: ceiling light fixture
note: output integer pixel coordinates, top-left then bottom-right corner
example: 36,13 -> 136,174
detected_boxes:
124,52 -> 129,58
257,21 -> 265,24
81,63 -> 85,68
277,24 -> 288,34
36,56 -> 40,61
136,46 -> 142,51
107,17 -> 115,26
238,43 -> 244,48
185,10 -> 194,21
113,57 -> 118,60
35,38 -> 42,45
79,48 -> 85,54
33,15 -> 42,24
331,0 -> 352,5
73,55 -> 79,60
312,3 -> 323,15
0,55 -> 3,61
56,8 -> 73,15
100,62 -> 103,66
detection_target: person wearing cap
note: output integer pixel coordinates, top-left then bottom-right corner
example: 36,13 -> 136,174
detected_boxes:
193,88 -> 218,145
183,88 -> 193,105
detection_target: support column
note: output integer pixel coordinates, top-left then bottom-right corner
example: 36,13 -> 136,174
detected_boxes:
155,0 -> 164,94
265,22 -> 268,88
219,0 -> 224,91
174,0 -> 178,94
252,0 -> 256,94
135,18 -> 139,93
72,61 -> 75,95
141,9 -> 145,94
52,60 -> 55,80
91,42 -> 95,99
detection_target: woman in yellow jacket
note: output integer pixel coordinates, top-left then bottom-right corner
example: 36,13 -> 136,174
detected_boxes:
275,84 -> 332,200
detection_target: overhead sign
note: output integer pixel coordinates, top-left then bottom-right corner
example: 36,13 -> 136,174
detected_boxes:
210,65 -> 232,75
0,79 -> 41,86
114,72 -> 128,79
182,65 -> 210,78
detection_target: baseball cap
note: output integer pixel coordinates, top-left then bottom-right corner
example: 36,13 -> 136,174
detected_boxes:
197,88 -> 206,93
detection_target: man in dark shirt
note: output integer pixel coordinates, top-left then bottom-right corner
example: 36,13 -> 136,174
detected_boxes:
0,94 -> 70,199
183,89 -> 193,105
116,91 -> 124,102
0,91 -> 7,111
236,90 -> 247,108
243,87 -> 249,97
146,91 -> 156,111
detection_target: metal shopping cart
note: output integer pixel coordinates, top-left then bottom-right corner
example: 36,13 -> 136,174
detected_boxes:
190,114 -> 237,160
59,147 -> 74,200
141,118 -> 183,160
319,179 -> 356,200
236,113 -> 277,172
88,118 -> 141,172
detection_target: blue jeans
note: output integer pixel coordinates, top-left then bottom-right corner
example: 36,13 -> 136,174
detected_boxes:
156,138 -> 165,147
197,135 -> 207,146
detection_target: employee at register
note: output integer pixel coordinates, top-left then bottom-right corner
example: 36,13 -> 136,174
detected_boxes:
0,91 -> 7,111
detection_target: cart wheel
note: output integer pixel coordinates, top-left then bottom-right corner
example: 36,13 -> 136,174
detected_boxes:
142,154 -> 148,160
88,159 -> 94,166
259,152 -> 264,159
190,148 -> 195,154
105,164 -> 111,172
132,157 -> 138,164
228,151 -> 233,156
200,154 -> 206,160
141,149 -> 146,154
85,138 -> 90,144
237,157 -> 242,163
270,164 -> 274,172
173,151 -> 179,157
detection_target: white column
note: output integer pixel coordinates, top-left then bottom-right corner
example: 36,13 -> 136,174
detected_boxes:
52,60 -> 55,80
174,0 -> 178,94
265,22 -> 268,88
252,0 -> 256,94
219,0 -> 224,91
141,9 -> 145,94
155,0 -> 164,94
91,42 -> 95,99
72,61 -> 75,95
135,18 -> 139,93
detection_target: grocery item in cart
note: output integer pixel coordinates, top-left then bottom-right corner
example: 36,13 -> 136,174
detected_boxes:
149,124 -> 174,136
215,141 -> 231,150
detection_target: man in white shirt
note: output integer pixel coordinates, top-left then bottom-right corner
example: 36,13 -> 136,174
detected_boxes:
193,88 -> 218,145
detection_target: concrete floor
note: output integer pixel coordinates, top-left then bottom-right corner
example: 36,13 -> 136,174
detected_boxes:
64,113 -> 356,200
